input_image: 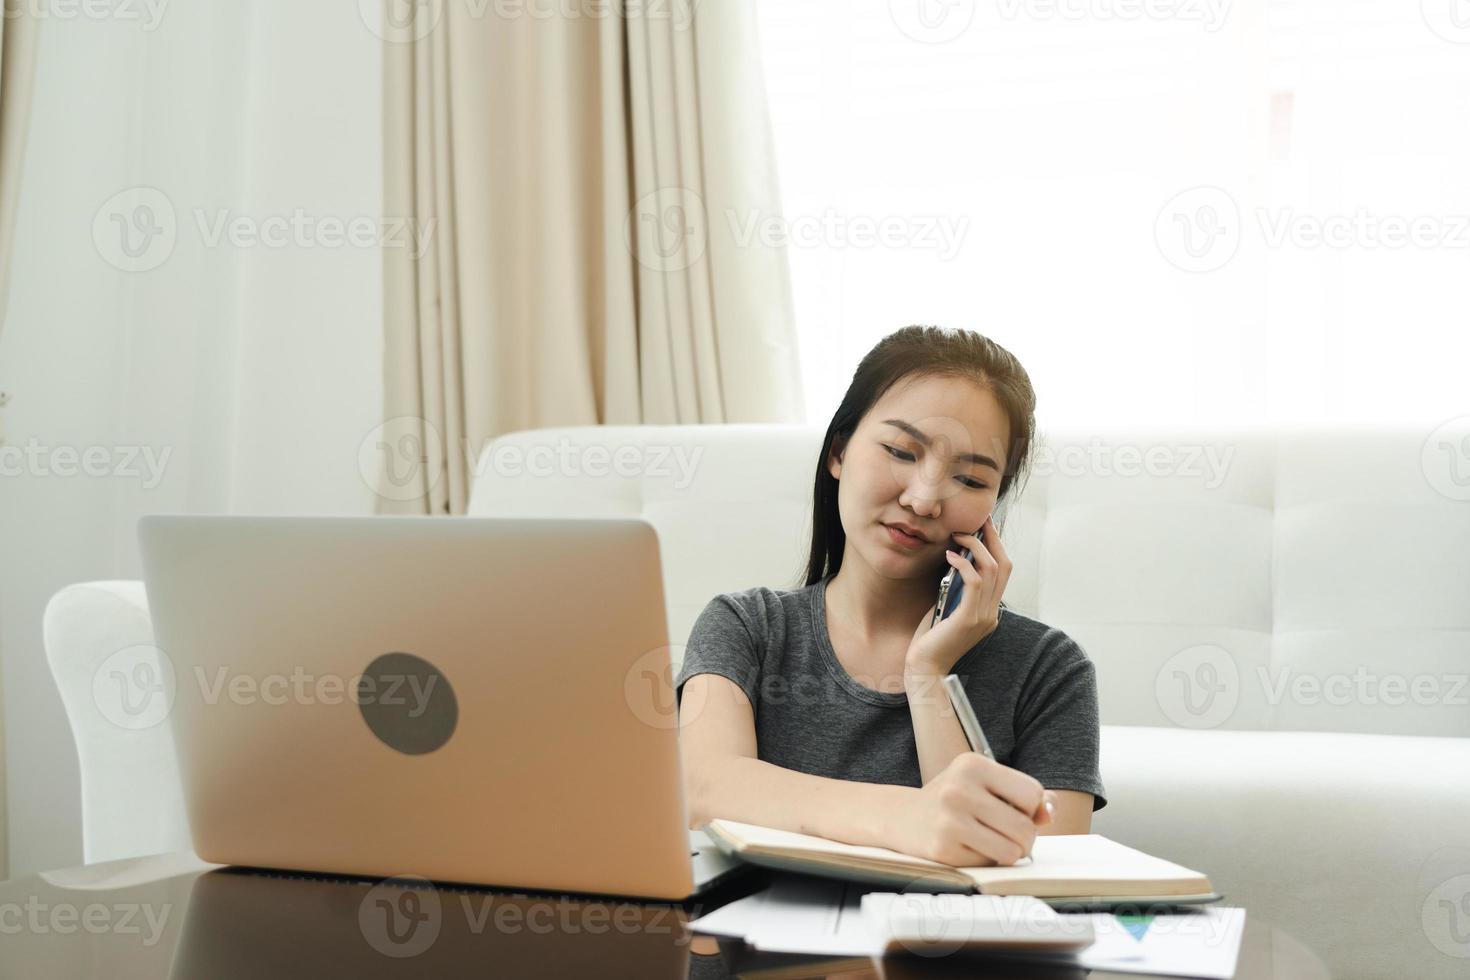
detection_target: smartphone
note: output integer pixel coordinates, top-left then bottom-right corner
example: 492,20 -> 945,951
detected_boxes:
932,532 -> 977,627
932,506 -> 1005,627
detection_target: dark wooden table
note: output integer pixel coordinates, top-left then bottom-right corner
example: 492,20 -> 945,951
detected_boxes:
0,852 -> 1330,978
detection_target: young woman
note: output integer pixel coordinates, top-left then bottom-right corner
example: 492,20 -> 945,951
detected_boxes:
675,326 -> 1106,868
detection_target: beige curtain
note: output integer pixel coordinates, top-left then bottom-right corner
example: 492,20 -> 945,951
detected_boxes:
0,0 -> 40,343
0,0 -> 40,884
377,1 -> 804,514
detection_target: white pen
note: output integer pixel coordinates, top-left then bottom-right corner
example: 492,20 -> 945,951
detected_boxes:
941,674 -> 994,760
944,674 -> 1047,855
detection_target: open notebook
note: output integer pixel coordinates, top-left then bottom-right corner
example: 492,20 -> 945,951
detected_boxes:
704,819 -> 1217,903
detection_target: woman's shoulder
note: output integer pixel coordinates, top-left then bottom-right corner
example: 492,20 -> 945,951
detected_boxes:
993,605 -> 1093,664
699,578 -> 817,608
700,579 -> 816,624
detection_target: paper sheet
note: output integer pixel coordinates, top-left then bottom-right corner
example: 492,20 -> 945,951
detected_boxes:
689,879 -> 1247,979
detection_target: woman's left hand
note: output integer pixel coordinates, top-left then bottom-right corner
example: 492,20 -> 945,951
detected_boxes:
905,512 -> 1012,677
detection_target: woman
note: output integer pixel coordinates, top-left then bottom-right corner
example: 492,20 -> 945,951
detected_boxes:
675,325 -> 1106,868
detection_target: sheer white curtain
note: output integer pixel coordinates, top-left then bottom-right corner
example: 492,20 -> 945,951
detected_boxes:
756,0 -> 1470,429
0,1 -> 382,876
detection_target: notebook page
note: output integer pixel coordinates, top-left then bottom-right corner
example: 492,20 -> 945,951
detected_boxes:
958,835 -> 1207,888
707,819 -> 1011,872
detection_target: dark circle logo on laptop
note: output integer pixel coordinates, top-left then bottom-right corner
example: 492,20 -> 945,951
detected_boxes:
357,652 -> 458,755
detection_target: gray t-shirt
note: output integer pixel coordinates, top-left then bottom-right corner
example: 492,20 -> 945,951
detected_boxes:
674,574 -> 1107,811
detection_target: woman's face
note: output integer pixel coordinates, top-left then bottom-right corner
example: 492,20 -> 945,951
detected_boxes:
826,373 -> 1010,579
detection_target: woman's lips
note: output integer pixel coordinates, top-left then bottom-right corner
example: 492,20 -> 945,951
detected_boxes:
884,523 -> 928,550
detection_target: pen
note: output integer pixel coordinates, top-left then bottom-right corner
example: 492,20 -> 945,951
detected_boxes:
944,673 -> 1041,858
941,674 -> 994,760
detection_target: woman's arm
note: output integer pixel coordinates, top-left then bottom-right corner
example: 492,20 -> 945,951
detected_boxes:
903,667 -> 973,785
1037,790 -> 1093,834
678,673 -> 909,845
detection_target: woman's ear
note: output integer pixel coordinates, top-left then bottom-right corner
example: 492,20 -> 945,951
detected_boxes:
826,433 -> 848,480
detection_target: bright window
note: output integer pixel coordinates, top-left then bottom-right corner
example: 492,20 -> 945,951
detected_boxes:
756,0 -> 1470,428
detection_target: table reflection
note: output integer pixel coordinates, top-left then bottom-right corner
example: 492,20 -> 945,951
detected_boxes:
168,867 -> 694,978
168,867 -> 1094,980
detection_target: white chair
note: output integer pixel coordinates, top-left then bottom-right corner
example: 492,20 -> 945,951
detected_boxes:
44,422 -> 1470,979
43,581 -> 190,864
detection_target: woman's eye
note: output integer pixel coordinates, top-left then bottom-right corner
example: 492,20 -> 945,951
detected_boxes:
881,444 -> 915,462
883,445 -> 987,490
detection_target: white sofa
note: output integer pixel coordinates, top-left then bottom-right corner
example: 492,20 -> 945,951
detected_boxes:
45,423 -> 1470,978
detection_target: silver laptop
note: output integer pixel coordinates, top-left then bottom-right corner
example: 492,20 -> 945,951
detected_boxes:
138,515 -> 746,900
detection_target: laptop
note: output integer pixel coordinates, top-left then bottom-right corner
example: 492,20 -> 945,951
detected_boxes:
137,515 -> 748,901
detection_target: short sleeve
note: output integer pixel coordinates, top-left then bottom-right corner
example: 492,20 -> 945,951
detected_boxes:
1010,632 -> 1108,811
674,594 -> 764,716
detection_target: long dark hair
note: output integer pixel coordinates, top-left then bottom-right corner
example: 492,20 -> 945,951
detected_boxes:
799,326 -> 1037,588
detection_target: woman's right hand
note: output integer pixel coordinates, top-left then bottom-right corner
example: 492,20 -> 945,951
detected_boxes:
882,753 -> 1052,867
